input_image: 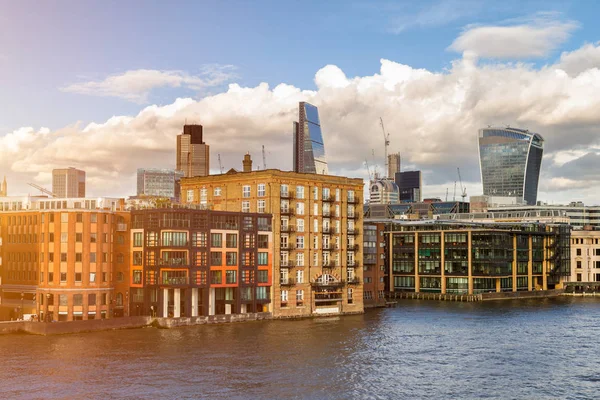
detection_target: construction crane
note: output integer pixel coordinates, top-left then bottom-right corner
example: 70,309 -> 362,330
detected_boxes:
364,159 -> 373,181
453,181 -> 457,201
262,145 -> 267,170
28,182 -> 56,197
379,117 -> 390,178
217,154 -> 224,174
457,168 -> 467,201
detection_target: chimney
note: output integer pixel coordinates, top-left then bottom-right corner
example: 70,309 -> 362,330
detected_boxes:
243,153 -> 252,172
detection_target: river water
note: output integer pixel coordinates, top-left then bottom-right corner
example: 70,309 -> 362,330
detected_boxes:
1,297 -> 599,399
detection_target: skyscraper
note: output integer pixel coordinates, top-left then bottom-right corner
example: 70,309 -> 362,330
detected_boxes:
395,171 -> 422,203
177,124 -> 210,178
137,168 -> 184,199
52,167 -> 86,197
388,153 -> 401,179
293,102 -> 328,175
478,127 -> 544,205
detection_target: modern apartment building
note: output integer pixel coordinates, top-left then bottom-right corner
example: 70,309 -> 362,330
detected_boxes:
177,124 -> 210,178
363,222 -> 387,307
395,171 -> 422,203
136,168 -> 184,199
569,229 -> 600,284
293,102 -> 328,175
388,221 -> 570,295
52,167 -> 86,198
128,207 -> 272,317
478,127 -> 544,205
180,155 -> 364,318
0,196 -> 129,321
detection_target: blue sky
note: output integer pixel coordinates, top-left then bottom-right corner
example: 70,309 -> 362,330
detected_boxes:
1,0 -> 596,131
2,0 -> 600,204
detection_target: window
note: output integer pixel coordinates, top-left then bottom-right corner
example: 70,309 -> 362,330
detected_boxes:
187,189 -> 194,202
348,288 -> 354,304
226,270 -> 237,284
133,270 -> 142,284
258,183 -> 266,197
242,185 -> 251,198
211,271 -> 222,284
577,260 -> 582,269
61,253 -> 67,262
90,272 -> 96,283
296,270 -> 304,284
242,201 -> 250,213
102,294 -> 107,305
296,236 -> 304,249
577,248 -> 582,256
257,200 -> 266,213
61,232 -> 68,243
88,294 -> 96,306
76,213 -> 83,223
90,233 -> 97,243
296,290 -> 304,302
258,234 -> 269,249
210,252 -> 222,266
73,294 -> 83,306
75,272 -> 82,282
117,272 -> 124,282
48,272 -> 54,282
296,202 -> 304,215
214,187 -> 222,196
49,233 -> 54,242
162,232 -> 188,246
226,252 -> 237,266
256,287 -> 268,300
296,252 -> 304,267
91,214 -> 97,223
102,252 -> 108,263
133,251 -> 142,266
280,184 -> 289,197
60,272 -> 67,282
59,295 -> 68,306
226,234 -> 237,248
297,219 -> 304,232
296,186 -> 304,199
255,252 -> 267,266
76,233 -> 82,243
192,232 -> 207,247
61,213 -> 69,223
133,232 -> 143,247
281,290 -> 288,303
211,233 -> 222,247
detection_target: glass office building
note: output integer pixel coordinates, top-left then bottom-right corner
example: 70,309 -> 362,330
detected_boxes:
293,102 -> 328,175
478,127 -> 544,205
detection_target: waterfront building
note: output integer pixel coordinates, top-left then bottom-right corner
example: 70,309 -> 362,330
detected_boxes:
137,168 -> 184,200
180,154 -> 364,318
369,179 -> 399,205
363,222 -> 387,307
388,221 -> 570,295
394,171 -> 422,203
52,167 -> 86,198
177,124 -> 210,178
0,196 -> 129,321
293,102 -> 328,175
129,207 -> 272,317
478,127 -> 544,205
364,200 -> 469,220
569,229 -> 600,284
484,203 -> 600,229
388,153 -> 401,180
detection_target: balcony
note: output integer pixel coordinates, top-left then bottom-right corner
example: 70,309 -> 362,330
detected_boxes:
347,262 -> 360,269
347,277 -> 361,284
322,262 -> 338,269
322,195 -> 336,203
116,223 -> 127,232
347,198 -> 359,204
322,211 -> 332,217
280,260 -> 296,268
280,191 -> 295,199
280,208 -> 295,216
159,276 -> 189,285
350,244 -> 360,252
280,243 -> 292,250
347,213 -> 358,220
280,278 -> 296,286
311,279 -> 344,288
348,228 -> 360,235
281,225 -> 296,233
158,258 -> 189,267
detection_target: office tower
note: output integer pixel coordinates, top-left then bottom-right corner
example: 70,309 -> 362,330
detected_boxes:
388,153 -> 401,179
177,124 -> 210,178
0,176 -> 6,196
137,168 -> 184,199
369,179 -> 399,204
395,171 -> 422,203
52,167 -> 86,198
180,154 -> 364,318
293,102 -> 328,175
478,127 -> 544,205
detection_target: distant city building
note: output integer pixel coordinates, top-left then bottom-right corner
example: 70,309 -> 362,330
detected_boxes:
478,127 -> 544,205
363,222 -> 387,308
486,203 -> 600,229
387,153 -> 401,179
569,229 -> 600,285
369,179 -> 399,205
0,176 -> 6,196
364,201 -> 469,220
136,168 -> 184,199
293,102 -> 328,175
395,170 -> 422,202
52,167 -> 85,198
177,124 -> 210,178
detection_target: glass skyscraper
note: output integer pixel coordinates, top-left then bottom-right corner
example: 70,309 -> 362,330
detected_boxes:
293,102 -> 328,174
478,127 -> 544,205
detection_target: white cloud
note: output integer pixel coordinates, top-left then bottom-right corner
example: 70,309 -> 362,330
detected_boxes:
449,13 -> 579,59
61,65 -> 237,103
6,45 -> 600,204
556,42 -> 600,76
389,0 -> 482,34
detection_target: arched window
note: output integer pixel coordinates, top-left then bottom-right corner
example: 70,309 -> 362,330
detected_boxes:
116,292 -> 123,306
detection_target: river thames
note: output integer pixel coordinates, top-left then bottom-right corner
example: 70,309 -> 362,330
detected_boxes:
1,297 -> 599,399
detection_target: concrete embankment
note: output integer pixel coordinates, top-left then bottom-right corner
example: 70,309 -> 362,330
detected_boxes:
387,289 -> 564,302
0,312 -> 272,336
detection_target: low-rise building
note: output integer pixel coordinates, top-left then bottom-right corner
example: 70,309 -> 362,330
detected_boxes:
363,222 -> 387,307
569,229 -> 600,284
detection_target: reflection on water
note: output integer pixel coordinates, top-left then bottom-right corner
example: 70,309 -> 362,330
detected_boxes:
1,297 -> 599,399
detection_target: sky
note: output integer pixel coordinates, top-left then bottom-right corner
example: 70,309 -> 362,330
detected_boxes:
2,0 -> 600,204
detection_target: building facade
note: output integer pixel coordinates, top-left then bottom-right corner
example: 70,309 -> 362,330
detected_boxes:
395,171 -> 422,203
52,167 -> 86,198
180,157 -> 364,318
388,221 -> 570,295
369,179 -> 399,205
486,203 -> 600,229
128,208 -> 272,318
363,222 -> 387,307
478,127 -> 544,205
388,153 -> 401,180
569,229 -> 600,284
177,124 -> 210,178
293,102 -> 328,175
137,168 -> 184,199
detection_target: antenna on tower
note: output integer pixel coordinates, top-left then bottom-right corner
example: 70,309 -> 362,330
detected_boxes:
262,145 -> 267,170
218,154 -> 224,174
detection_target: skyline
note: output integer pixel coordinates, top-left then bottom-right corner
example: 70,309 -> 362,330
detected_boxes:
2,1 -> 600,204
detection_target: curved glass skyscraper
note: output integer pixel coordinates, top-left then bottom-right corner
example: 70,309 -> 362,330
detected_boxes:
293,102 -> 328,175
478,127 -> 544,205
